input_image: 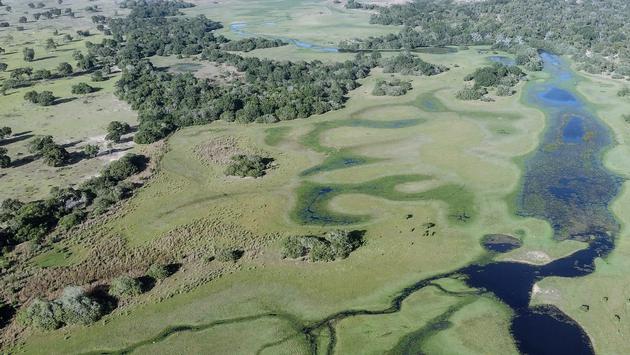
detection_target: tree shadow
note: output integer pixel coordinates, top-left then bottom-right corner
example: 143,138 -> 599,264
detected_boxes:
60,140 -> 82,149
33,55 -> 56,62
53,96 -> 77,105
88,285 -> 118,315
0,303 -> 15,330
137,276 -> 156,293
0,133 -> 34,146
10,154 -> 38,168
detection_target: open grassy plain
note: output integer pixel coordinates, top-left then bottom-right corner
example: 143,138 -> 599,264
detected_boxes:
9,46 -> 573,354
3,1 -> 630,354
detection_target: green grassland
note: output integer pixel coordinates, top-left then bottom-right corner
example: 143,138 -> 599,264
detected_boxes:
4,1 -> 630,354
12,46 -> 563,354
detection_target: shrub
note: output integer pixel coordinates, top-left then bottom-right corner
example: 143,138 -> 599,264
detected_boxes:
17,298 -> 63,330
108,276 -> 142,297
17,287 -> 103,330
224,155 -> 272,178
57,211 -> 86,230
71,82 -> 96,95
456,86 -> 487,101
101,154 -> 143,181
83,144 -> 100,158
215,248 -> 243,262
280,237 -> 307,259
56,286 -> 103,325
146,263 -> 170,280
105,121 -> 131,143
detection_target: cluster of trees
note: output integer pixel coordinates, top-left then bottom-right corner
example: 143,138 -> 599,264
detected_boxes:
28,136 -> 69,167
372,78 -> 412,96
106,121 -> 131,143
120,0 -> 194,18
0,154 -> 146,248
381,52 -> 447,76
24,90 -> 55,106
344,0 -> 630,76
109,15 -> 224,60
71,82 -> 96,95
346,0 -> 378,10
281,230 -> 363,262
1,61 -> 74,94
220,38 -> 286,52
18,261 -> 173,331
0,127 -> 11,168
225,155 -> 273,178
457,63 -> 525,100
17,286 -> 103,331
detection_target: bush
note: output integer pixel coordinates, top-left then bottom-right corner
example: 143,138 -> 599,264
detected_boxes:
146,263 -> 170,280
17,298 -> 63,330
56,286 -> 103,325
108,276 -> 142,297
372,79 -> 412,96
57,211 -> 86,230
215,248 -> 243,262
83,144 -> 100,158
17,287 -> 103,330
282,230 -> 363,262
102,154 -> 144,181
224,155 -> 272,178
24,90 -> 55,106
71,82 -> 96,95
456,86 -> 487,101
280,237 -> 307,259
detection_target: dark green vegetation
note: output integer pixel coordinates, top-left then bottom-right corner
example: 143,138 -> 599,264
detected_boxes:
372,78 -> 412,96
71,82 -> 97,95
105,121 -> 131,143
28,136 -> 69,167
0,154 -> 146,249
224,155 -> 273,178
381,52 -> 447,76
458,63 -> 525,100
220,38 -> 286,52
292,175 -> 474,225
108,276 -> 143,298
17,286 -> 103,331
280,230 -> 363,262
24,90 -> 55,106
344,0 -> 630,76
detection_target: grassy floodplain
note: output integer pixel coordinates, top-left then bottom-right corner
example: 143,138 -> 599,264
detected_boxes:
12,45 -> 569,354
3,0 -> 630,354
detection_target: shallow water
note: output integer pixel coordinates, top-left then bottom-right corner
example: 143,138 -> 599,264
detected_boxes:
465,52 -> 620,354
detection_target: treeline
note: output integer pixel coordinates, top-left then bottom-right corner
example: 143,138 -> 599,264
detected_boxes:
349,0 -> 630,76
220,38 -> 286,52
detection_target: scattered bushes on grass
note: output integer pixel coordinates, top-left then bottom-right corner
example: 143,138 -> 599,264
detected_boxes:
281,230 -> 364,262
108,276 -> 142,297
17,286 -> 103,330
224,155 -> 273,178
372,78 -> 412,96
